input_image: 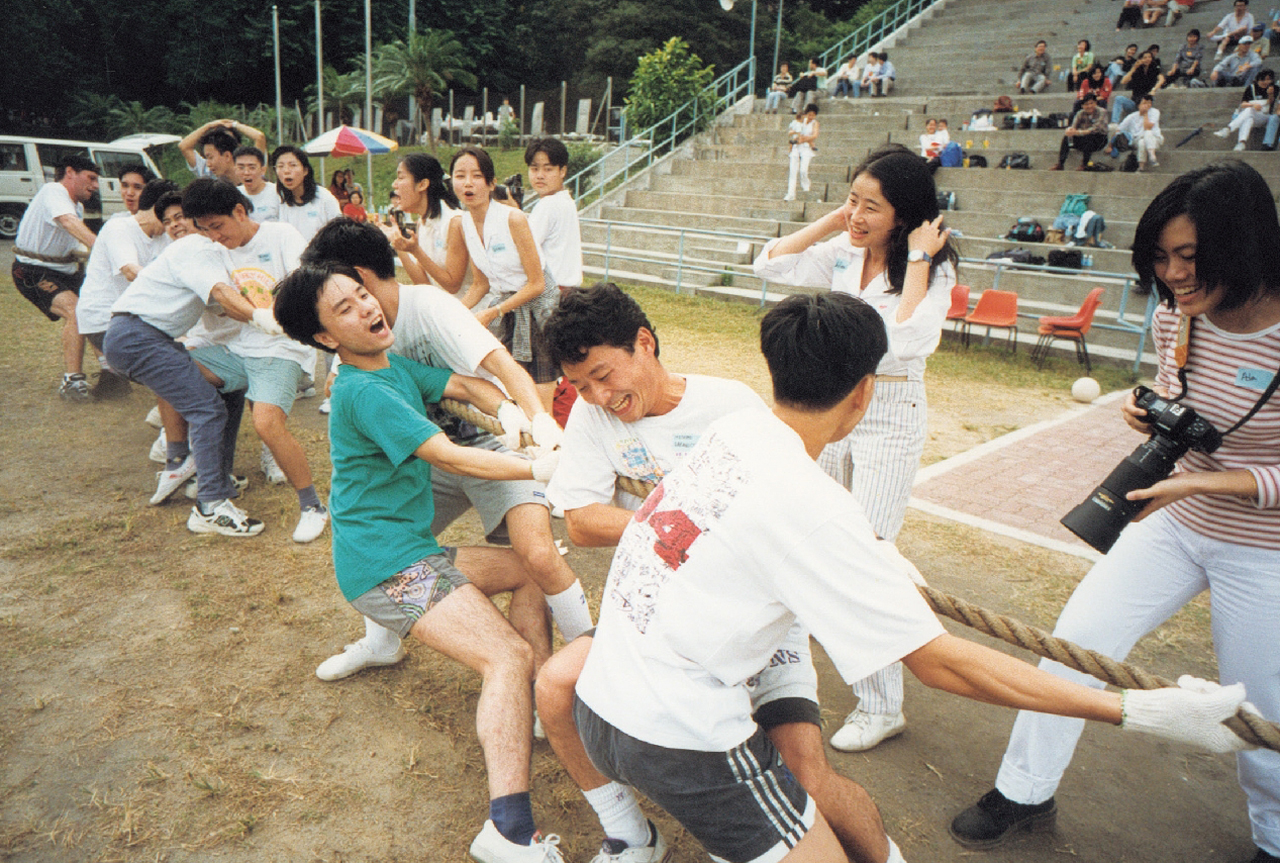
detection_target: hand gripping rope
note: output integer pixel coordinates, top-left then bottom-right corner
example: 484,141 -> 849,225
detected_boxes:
440,399 -> 1280,753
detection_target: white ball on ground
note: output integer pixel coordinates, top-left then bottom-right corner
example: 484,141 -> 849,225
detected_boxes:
1072,377 -> 1101,403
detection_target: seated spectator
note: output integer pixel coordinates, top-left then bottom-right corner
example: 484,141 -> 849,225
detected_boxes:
1112,49 -> 1166,124
918,117 -> 949,158
864,51 -> 895,97
1067,40 -> 1095,91
1117,0 -> 1144,31
764,62 -> 793,113
328,170 -> 351,207
787,58 -> 826,113
1165,29 -> 1204,86
1248,22 -> 1271,59
341,189 -> 368,222
1209,0 -> 1255,59
1165,0 -> 1192,26
1107,43 -> 1140,86
1210,36 -> 1262,87
1018,40 -> 1052,93
1214,68 -> 1278,149
1143,0 -> 1171,27
832,54 -> 859,98
1107,94 -> 1165,169
1052,92 -> 1109,170
1073,64 -> 1113,113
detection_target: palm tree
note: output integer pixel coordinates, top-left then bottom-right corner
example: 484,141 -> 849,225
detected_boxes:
372,29 -> 477,148
106,101 -> 179,139
305,65 -> 366,130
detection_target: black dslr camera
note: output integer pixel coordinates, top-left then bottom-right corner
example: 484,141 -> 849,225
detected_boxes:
1060,385 -> 1222,553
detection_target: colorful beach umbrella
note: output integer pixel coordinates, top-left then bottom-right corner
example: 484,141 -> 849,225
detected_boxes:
303,125 -> 399,157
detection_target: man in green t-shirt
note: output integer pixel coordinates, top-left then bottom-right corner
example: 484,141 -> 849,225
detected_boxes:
273,261 -> 566,863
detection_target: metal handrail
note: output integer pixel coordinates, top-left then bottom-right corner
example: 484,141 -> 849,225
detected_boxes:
819,0 -> 941,70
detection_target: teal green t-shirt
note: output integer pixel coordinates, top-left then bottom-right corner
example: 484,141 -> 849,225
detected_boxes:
328,354 -> 453,601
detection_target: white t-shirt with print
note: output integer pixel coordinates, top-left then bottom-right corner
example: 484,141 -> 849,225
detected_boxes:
15,182 -> 83,274
224,221 -> 309,366
528,190 -> 583,288
576,406 -> 945,752
243,182 -> 280,223
460,203 -> 543,293
78,216 -> 165,335
390,284 -> 505,384
111,234 -> 231,337
278,186 -> 341,242
547,375 -> 764,511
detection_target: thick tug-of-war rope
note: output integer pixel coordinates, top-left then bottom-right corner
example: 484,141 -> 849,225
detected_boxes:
439,400 -> 1280,752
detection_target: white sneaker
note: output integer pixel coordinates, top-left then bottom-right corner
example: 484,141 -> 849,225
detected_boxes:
470,821 -> 564,863
1214,127 -> 1232,138
149,429 -> 168,464
184,474 -> 249,499
829,708 -> 906,752
318,397 -> 331,415
150,455 -> 197,505
315,637 -> 406,681
590,822 -> 671,863
297,385 -> 317,399
186,499 -> 265,537
261,444 -> 287,484
1234,141 -> 1247,151
145,405 -> 163,428
293,505 -> 329,543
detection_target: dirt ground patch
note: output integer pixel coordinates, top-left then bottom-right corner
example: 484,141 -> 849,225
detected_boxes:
0,254 -> 1250,863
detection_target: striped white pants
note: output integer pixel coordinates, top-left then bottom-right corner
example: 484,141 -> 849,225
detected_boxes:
818,379 -> 927,716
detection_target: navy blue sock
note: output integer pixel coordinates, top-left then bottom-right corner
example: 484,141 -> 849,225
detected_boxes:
490,792 -> 536,846
166,440 -> 190,471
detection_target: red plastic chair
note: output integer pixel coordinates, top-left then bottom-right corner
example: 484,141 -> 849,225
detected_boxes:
1032,286 -> 1106,372
945,284 -> 971,332
961,289 -> 1019,352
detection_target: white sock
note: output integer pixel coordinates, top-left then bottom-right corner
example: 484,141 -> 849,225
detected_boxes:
363,616 -> 401,654
884,836 -> 906,863
583,782 -> 649,848
546,580 -> 593,641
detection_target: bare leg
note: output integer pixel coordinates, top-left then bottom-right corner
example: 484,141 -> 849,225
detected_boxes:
158,399 -> 188,444
781,811 -> 846,863
409,583 -> 535,799
455,546 -> 552,668
534,636 -> 610,791
505,503 -> 575,595
49,292 -> 84,375
252,402 -> 312,490
769,722 -> 889,863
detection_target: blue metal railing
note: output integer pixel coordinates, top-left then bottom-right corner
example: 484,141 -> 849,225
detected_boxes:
819,0 -> 942,70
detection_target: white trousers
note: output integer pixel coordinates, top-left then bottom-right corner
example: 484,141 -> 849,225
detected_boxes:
787,148 -> 813,199
819,380 -> 927,715
995,509 -> 1280,855
1230,106 -> 1270,142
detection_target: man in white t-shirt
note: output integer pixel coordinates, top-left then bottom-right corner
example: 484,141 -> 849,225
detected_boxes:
77,178 -> 175,399
13,154 -> 101,401
524,138 -> 583,292
300,218 -> 592,678
178,180 -> 329,544
234,146 -> 279,224
536,283 -> 891,863
569,292 -> 1253,863
179,119 -> 267,182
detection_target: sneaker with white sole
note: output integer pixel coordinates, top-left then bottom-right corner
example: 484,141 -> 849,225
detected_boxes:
318,397 -> 331,415
59,373 -> 91,402
150,456 -> 198,505
261,444 -> 287,484
186,499 -> 265,537
829,708 -> 906,752
145,405 -> 163,428
149,429 -> 168,464
590,822 -> 671,863
1235,141 -> 1248,151
470,821 -> 564,863
183,474 -> 249,499
292,504 -> 329,543
1215,127 -> 1232,138
315,637 -> 407,681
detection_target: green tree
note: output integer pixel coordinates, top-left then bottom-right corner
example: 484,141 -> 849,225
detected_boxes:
306,65 -> 367,130
372,30 -> 478,147
623,37 -> 716,132
106,101 -> 180,138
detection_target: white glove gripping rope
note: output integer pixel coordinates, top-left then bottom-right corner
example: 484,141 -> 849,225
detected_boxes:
497,400 -> 531,452
1121,675 -> 1256,753
531,412 -> 565,449
251,307 -> 284,336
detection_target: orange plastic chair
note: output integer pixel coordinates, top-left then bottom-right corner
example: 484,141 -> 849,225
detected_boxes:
945,284 -> 971,332
1032,286 -> 1106,372
961,289 -> 1019,352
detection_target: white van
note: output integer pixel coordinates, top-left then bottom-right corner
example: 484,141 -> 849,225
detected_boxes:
0,134 -> 174,240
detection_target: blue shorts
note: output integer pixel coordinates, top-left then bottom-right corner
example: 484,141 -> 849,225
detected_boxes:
190,345 -> 304,412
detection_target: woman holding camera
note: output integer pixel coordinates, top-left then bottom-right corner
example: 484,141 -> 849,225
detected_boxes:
949,161 -> 1280,863
755,144 -> 958,752
383,153 -> 462,288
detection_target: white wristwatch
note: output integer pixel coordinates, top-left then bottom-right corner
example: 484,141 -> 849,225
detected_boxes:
907,249 -> 933,264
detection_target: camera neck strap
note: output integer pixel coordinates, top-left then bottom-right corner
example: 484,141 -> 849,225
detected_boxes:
1173,313 -> 1280,436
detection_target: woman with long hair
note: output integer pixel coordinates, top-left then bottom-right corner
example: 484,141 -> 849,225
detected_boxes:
384,153 -> 462,287
754,144 -> 958,752
950,161 -> 1280,863
271,145 -> 341,242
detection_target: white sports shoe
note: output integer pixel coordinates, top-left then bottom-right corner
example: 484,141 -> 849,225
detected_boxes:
1214,127 -> 1232,138
186,499 -> 265,537
1234,141 -> 1247,151
292,505 -> 329,543
318,397 -> 331,415
150,455 -> 197,505
149,429 -> 167,464
315,637 -> 407,681
590,822 -> 672,863
829,708 -> 906,752
470,821 -> 564,863
145,405 -> 163,428
261,444 -> 287,484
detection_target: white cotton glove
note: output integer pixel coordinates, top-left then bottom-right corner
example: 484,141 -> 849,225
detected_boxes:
496,400 -> 531,451
529,447 -> 561,484
1121,675 -> 1256,753
251,307 -> 284,336
530,412 -> 564,450
874,539 -> 928,587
